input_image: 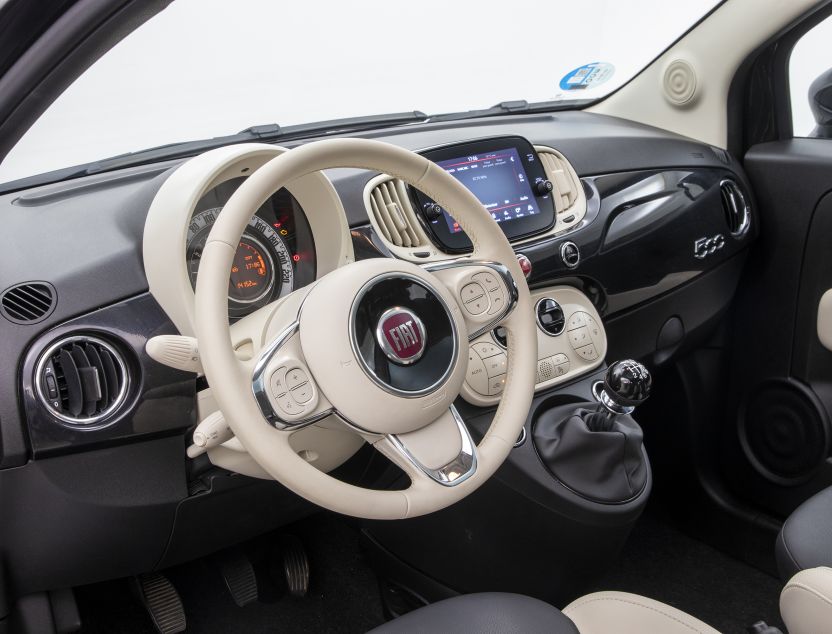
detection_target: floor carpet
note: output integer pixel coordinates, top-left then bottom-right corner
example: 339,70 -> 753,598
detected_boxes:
594,511 -> 785,634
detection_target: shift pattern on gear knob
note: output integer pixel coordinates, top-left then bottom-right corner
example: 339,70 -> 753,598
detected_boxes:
596,359 -> 652,419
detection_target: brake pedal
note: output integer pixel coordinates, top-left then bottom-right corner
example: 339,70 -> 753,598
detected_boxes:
282,535 -> 310,598
133,573 -> 186,634
218,547 -> 259,607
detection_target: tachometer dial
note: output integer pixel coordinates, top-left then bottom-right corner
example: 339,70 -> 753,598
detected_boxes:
186,208 -> 294,311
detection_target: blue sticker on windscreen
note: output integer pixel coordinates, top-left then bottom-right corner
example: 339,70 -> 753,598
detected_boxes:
559,62 -> 615,91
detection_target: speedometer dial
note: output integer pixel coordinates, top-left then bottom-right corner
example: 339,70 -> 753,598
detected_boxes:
186,208 -> 294,314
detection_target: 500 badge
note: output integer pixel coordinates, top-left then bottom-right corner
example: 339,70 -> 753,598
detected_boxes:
694,234 -> 725,259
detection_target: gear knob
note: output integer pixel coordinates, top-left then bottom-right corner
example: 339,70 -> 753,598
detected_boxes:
597,359 -> 652,415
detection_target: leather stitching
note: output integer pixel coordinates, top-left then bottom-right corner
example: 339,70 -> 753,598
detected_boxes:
783,581 -> 832,609
564,595 -> 714,633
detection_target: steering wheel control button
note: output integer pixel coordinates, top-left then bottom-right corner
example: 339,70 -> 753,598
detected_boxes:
375,307 -> 427,366
575,344 -> 599,361
483,353 -> 507,378
487,287 -> 506,315
472,342 -> 501,358
560,241 -> 581,269
466,350 -> 489,395
461,282 -> 486,301
472,272 -> 500,292
270,367 -> 288,397
464,296 -> 488,316
536,298 -> 565,336
286,368 -> 309,390
488,374 -> 506,396
291,383 -> 313,404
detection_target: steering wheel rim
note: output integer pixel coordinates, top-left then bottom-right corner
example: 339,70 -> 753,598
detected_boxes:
194,138 -> 536,519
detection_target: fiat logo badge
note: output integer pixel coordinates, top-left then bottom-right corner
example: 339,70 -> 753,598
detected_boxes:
376,307 -> 427,365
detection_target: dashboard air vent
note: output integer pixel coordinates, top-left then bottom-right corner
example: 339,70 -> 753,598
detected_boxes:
720,179 -> 750,236
538,149 -> 581,214
1,281 -> 56,324
35,335 -> 130,426
367,178 -> 426,248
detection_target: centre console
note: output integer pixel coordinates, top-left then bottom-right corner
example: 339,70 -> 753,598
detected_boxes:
462,285 -> 606,406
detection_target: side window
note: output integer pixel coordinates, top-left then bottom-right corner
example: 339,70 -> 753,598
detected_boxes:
790,15 -> 832,138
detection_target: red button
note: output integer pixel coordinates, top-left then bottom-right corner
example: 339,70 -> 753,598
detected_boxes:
517,254 -> 532,278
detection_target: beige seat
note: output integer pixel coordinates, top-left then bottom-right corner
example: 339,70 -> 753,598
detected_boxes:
564,591 -> 720,634
371,567 -> 832,633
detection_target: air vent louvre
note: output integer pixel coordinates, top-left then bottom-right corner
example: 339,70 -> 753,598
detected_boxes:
719,179 -> 750,236
35,335 -> 129,426
1,282 -> 56,324
538,149 -> 581,214
367,178 -> 426,248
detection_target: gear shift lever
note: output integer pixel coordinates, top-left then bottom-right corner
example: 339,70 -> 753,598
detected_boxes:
591,360 -> 652,431
532,359 -> 652,502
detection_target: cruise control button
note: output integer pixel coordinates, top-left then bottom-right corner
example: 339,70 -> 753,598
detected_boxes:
483,353 -> 507,378
286,368 -> 308,390
567,312 -> 587,330
460,282 -> 485,302
568,326 -> 591,349
464,296 -> 488,315
472,272 -> 500,292
472,342 -> 501,358
488,374 -> 506,395
291,383 -> 313,404
466,350 -> 489,395
575,344 -> 599,361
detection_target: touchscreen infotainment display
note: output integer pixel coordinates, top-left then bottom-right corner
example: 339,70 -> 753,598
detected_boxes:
435,147 -> 540,234
412,136 -> 556,252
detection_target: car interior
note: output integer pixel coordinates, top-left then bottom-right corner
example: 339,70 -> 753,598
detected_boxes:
1,0 -> 832,632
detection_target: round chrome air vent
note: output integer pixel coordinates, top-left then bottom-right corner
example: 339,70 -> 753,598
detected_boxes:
34,334 -> 130,426
719,179 -> 750,237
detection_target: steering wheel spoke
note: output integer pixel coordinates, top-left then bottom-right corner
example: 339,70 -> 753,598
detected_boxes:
251,319 -> 335,430
374,405 -> 477,487
423,260 -> 519,340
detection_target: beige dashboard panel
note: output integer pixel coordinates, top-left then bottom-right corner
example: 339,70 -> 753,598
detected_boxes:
461,285 -> 605,407
143,142 -> 353,337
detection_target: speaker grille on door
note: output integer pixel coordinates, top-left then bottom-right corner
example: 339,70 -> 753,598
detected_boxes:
739,378 -> 830,485
34,334 -> 130,426
0,281 -> 56,324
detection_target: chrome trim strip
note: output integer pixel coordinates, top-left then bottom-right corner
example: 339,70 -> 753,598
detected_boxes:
348,272 -> 460,399
388,405 -> 477,487
250,320 -> 335,430
591,380 -> 634,416
421,259 -> 519,340
34,334 -> 130,428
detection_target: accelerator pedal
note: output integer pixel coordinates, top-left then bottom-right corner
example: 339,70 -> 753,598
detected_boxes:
134,573 -> 186,634
282,535 -> 310,598
218,547 -> 259,607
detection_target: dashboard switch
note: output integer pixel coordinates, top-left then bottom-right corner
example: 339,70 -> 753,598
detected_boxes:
560,241 -> 581,269
466,350 -> 489,395
516,254 -> 532,278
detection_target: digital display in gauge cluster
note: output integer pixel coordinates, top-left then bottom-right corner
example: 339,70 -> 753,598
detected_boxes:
186,179 -> 316,319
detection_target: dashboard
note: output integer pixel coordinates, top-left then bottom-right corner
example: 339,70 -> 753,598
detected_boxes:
0,110 -> 757,596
